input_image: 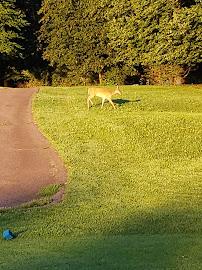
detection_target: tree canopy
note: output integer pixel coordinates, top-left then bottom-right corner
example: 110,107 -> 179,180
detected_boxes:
0,0 -> 201,86
39,0 -> 202,85
0,0 -> 27,55
0,0 -> 28,85
107,0 -> 202,83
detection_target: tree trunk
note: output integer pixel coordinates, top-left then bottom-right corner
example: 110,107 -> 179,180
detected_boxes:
98,71 -> 104,85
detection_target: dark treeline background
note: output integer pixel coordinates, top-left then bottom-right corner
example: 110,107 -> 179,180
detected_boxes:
0,0 -> 202,87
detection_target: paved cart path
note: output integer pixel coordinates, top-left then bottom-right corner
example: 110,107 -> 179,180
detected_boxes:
0,88 -> 66,208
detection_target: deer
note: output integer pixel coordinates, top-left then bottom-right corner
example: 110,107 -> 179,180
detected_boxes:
87,84 -> 121,109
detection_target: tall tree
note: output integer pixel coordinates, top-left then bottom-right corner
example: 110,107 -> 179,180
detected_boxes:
107,0 -> 202,84
39,0 -> 113,85
39,0 -> 202,85
0,0 -> 27,55
0,0 -> 27,85
15,0 -> 44,75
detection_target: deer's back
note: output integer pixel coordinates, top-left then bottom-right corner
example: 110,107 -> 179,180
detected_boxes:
88,87 -> 114,98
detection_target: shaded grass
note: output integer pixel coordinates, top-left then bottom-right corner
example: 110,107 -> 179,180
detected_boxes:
0,85 -> 201,269
0,235 -> 201,270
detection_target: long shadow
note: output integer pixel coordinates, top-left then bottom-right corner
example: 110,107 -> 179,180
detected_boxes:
113,98 -> 141,106
0,205 -> 201,269
89,98 -> 141,108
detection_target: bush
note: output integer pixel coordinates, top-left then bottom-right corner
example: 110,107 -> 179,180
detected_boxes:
102,66 -> 139,85
19,70 -> 50,87
146,65 -> 186,85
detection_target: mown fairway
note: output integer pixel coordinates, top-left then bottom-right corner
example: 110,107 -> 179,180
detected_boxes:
0,85 -> 202,269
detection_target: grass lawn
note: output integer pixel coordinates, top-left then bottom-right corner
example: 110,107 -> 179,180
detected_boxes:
0,85 -> 202,269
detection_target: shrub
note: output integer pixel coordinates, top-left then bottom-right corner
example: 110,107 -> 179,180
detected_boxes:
146,65 -> 186,85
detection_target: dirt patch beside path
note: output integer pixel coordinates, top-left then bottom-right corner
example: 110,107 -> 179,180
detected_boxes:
0,88 -> 67,208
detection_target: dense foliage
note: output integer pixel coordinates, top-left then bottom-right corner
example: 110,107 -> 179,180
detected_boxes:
0,0 -> 27,85
108,0 -> 202,84
0,0 -> 26,55
15,0 -> 47,80
39,0 -> 202,85
0,0 -> 202,86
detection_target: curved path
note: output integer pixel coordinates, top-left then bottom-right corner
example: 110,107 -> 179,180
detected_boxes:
0,88 -> 66,208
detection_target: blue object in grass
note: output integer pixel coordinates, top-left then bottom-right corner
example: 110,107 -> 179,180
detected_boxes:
3,229 -> 14,240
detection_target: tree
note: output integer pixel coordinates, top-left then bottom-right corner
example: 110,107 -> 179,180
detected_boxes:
0,0 -> 27,85
39,0 -> 114,85
107,0 -> 202,84
0,0 -> 27,55
39,0 -> 202,85
106,0 -> 141,83
15,1 -> 43,70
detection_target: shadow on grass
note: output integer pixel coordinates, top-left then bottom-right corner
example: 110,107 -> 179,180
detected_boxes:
0,205 -> 201,269
88,98 -> 141,109
113,98 -> 141,106
13,229 -> 28,238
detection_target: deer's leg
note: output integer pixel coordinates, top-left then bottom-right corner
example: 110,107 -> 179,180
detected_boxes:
101,98 -> 105,108
87,96 -> 93,109
107,98 -> 116,109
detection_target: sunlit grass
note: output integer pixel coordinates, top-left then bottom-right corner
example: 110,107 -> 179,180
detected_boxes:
33,85 -> 202,219
0,85 -> 201,269
38,183 -> 63,198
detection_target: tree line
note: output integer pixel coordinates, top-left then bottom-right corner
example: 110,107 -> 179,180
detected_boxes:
0,0 -> 202,87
